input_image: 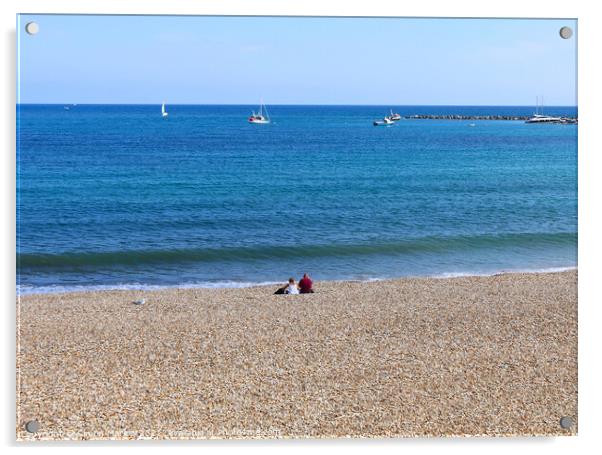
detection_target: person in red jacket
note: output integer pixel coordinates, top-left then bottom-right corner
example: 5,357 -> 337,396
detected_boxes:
298,273 -> 314,294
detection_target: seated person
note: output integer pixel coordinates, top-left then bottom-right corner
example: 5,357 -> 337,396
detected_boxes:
298,273 -> 314,294
285,277 -> 299,294
275,277 -> 299,295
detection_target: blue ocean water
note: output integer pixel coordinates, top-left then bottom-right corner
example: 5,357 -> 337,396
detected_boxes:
16,105 -> 577,293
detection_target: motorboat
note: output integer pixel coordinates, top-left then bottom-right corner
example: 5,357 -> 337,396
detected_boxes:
373,116 -> 394,126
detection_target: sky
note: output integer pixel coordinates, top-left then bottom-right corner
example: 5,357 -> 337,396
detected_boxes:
17,15 -> 577,105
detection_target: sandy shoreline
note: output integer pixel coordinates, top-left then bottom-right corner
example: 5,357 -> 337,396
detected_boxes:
17,270 -> 577,440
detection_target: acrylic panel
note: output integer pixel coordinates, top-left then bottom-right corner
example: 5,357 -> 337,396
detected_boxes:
16,15 -> 578,440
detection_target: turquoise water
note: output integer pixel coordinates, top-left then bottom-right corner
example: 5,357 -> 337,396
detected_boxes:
17,105 -> 577,293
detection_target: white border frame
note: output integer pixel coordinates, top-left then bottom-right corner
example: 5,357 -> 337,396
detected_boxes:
3,1 -> 600,453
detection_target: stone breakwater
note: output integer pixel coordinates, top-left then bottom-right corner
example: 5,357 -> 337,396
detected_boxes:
406,114 -> 578,122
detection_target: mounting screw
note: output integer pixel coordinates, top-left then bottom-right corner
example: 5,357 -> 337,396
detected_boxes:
559,416 -> 573,429
25,420 -> 40,433
559,26 -> 573,39
25,22 -> 39,35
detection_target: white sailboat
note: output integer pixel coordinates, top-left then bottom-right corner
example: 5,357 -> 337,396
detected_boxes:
161,102 -> 168,118
248,99 -> 270,124
525,96 -> 561,123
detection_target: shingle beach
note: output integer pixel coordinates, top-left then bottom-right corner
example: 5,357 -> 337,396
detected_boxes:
17,270 -> 577,440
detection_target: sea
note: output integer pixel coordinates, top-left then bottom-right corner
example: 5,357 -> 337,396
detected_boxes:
16,104 -> 578,294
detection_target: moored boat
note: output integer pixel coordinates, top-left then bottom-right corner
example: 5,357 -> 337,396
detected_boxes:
373,116 -> 394,126
525,95 -> 563,123
249,100 -> 270,124
389,109 -> 401,121
525,114 -> 563,124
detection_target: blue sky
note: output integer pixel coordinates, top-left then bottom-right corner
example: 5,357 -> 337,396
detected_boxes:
17,15 -> 577,105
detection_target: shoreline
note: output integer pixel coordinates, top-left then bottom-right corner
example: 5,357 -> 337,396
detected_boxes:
17,265 -> 577,296
18,270 -> 577,439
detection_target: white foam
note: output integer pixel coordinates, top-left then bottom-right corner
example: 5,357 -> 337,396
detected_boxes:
17,280 -> 283,296
17,266 -> 577,295
431,266 -> 577,279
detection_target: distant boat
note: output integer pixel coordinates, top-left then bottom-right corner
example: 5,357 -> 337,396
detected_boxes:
248,100 -> 270,124
373,116 -> 394,126
161,102 -> 168,118
63,106 -> 70,110
525,95 -> 561,123
559,117 -> 578,124
389,109 -> 401,121
525,114 -> 563,124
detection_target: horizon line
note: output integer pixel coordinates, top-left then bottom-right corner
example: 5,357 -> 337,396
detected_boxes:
16,103 -> 579,107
